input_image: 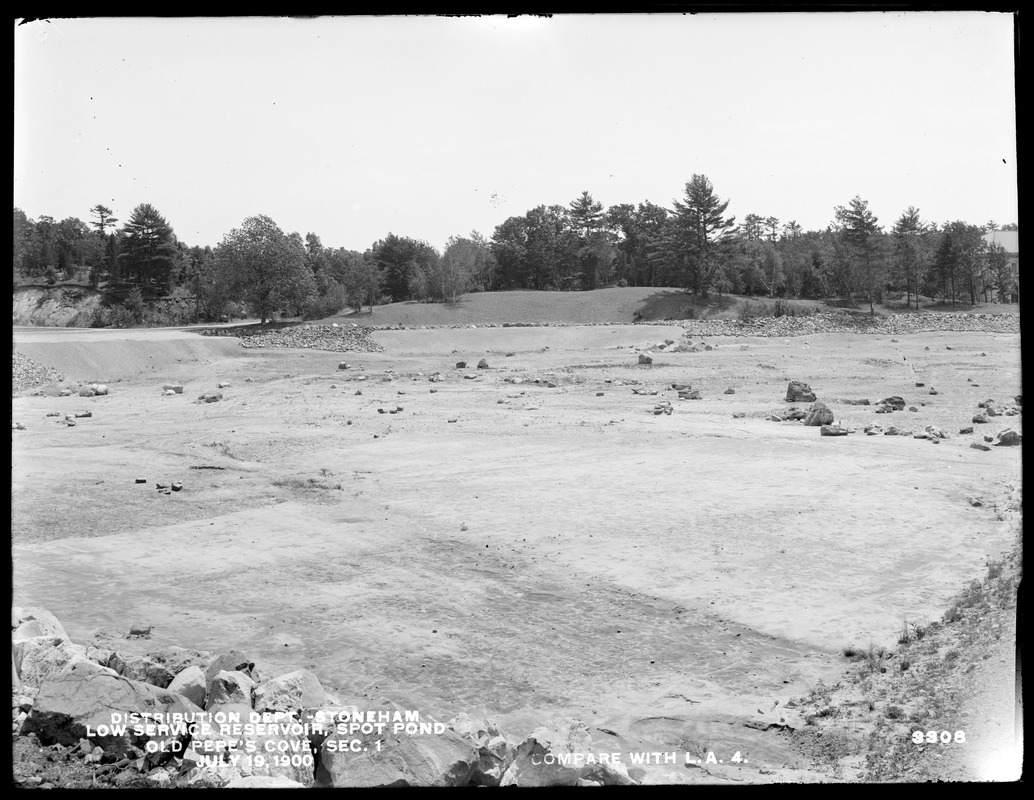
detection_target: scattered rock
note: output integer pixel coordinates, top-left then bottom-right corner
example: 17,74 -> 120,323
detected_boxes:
995,429 -> 1021,447
477,359 -> 489,369
925,425 -> 948,439
217,382 -> 232,389
972,413 -> 989,424
638,354 -> 653,365
970,443 -> 991,451
429,372 -> 444,382
128,623 -> 153,638
171,481 -> 183,492
196,392 -> 223,404
455,361 -> 466,369
74,411 -> 92,418
819,424 -> 849,436
338,363 -> 350,370
864,424 -> 882,435
724,388 -> 735,395
732,412 -> 746,419
959,426 -> 974,435
161,384 -> 184,394
878,396 -> 906,411
803,402 -> 834,427
785,381 -> 816,403
968,497 -> 982,507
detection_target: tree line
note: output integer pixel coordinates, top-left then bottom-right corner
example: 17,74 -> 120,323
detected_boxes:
12,177 -> 1018,326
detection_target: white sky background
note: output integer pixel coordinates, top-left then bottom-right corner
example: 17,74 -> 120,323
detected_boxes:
14,13 -> 1018,253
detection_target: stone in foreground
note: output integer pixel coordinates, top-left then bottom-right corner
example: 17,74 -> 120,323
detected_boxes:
500,718 -> 635,787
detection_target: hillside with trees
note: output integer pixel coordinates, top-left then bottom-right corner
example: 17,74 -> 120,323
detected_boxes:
12,176 -> 1019,328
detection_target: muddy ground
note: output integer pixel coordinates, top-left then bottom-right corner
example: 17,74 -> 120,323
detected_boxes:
10,324 -> 1021,783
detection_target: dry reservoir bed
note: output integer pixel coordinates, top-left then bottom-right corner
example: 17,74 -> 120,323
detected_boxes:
11,324 -> 1021,782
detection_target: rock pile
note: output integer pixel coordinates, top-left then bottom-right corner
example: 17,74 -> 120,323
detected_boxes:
12,352 -> 64,394
678,311 -> 1019,338
200,324 -> 383,353
12,606 -> 644,789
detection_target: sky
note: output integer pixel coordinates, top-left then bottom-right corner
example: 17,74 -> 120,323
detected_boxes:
14,13 -> 1019,253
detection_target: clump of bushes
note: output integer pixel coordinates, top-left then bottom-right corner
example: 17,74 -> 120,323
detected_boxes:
300,282 -> 347,320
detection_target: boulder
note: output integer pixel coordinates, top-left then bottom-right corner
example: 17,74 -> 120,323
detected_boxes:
783,407 -> 807,421
819,424 -> 849,436
317,717 -> 478,787
959,426 -> 974,435
12,607 -> 69,643
22,671 -> 203,758
724,388 -> 735,395
167,665 -> 206,708
455,361 -> 467,369
785,381 -> 816,403
877,396 -> 906,411
972,413 -> 989,424
79,388 -> 96,398
117,655 -> 175,688
477,359 -> 489,369
428,372 -> 444,383
864,424 -> 882,435
884,427 -> 902,436
205,670 -> 256,709
803,402 -> 834,427
500,718 -> 635,787
447,713 -> 515,787
995,429 -> 1022,447
183,703 -> 313,787
338,362 -> 350,370
925,425 -> 948,440
204,650 -> 257,689
91,384 -> 109,396
970,443 -> 992,451
253,669 -> 328,714
14,637 -> 90,687
638,354 -> 653,365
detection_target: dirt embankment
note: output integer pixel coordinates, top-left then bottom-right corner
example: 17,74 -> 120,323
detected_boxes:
12,286 -> 105,327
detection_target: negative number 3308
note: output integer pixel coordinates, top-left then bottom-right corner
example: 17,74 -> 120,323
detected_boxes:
912,731 -> 966,744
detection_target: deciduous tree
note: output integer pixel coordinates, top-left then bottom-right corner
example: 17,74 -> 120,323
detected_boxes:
211,215 -> 316,323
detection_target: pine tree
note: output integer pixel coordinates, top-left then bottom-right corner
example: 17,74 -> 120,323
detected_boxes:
120,203 -> 178,288
671,175 -> 736,297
